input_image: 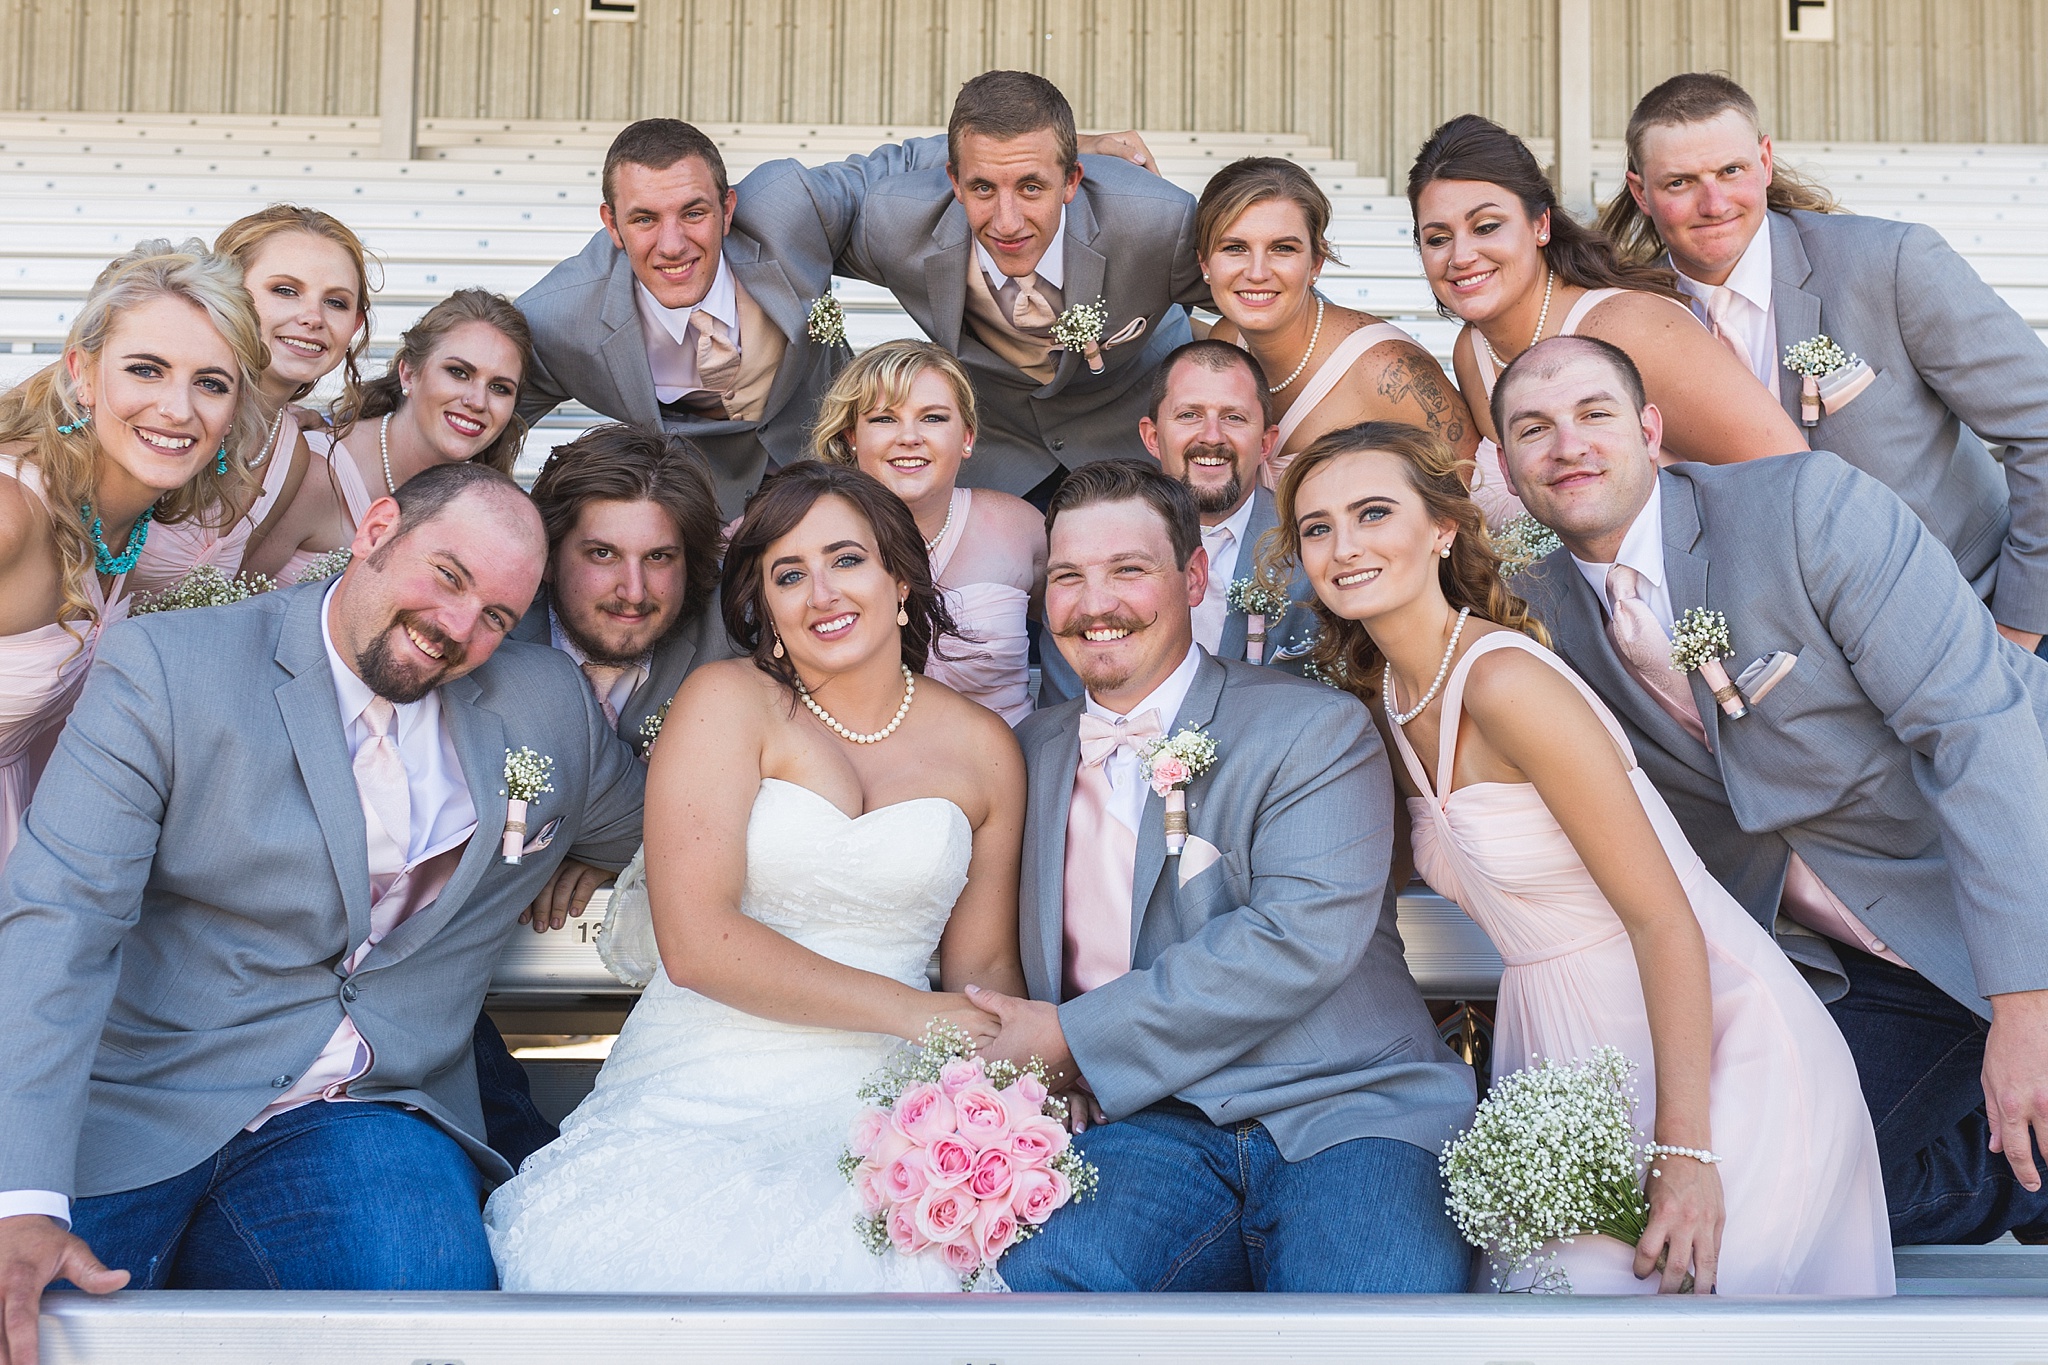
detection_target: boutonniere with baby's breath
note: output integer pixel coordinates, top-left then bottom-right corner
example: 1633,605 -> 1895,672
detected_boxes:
1226,578 -> 1290,664
638,698 -> 672,759
129,565 -> 278,615
1051,298 -> 1110,372
1669,608 -> 1748,720
1491,514 -> 1564,578
1782,334 -> 1860,427
806,292 -> 847,348
500,747 -> 555,864
1141,727 -> 1219,856
293,547 -> 353,585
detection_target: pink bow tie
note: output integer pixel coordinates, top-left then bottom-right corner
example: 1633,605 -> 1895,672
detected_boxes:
1078,708 -> 1163,767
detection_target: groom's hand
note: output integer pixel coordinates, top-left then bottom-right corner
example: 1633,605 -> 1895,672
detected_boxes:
519,859 -> 610,933
1985,988 -> 2048,1191
965,986 -> 1075,1084
0,1214 -> 127,1365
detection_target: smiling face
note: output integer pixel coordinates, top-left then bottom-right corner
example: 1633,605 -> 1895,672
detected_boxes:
1202,197 -> 1323,335
1628,109 -> 1773,286
948,129 -> 1082,279
549,497 -> 691,666
1045,498 -> 1206,707
1413,178 -> 1551,327
1140,356 -> 1274,521
394,320 -> 523,464
761,494 -> 907,679
66,292 -> 241,506
1293,449 -> 1456,627
1494,347 -> 1663,563
240,230 -> 365,400
601,156 -> 736,310
332,486 -> 545,703
847,367 -> 974,510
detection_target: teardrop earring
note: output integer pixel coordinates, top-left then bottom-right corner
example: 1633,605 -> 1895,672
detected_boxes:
772,634 -> 785,659
896,604 -> 910,627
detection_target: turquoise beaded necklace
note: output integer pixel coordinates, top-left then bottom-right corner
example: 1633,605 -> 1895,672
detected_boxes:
77,501 -> 154,576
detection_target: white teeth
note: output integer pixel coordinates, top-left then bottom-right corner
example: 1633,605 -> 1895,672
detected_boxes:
1334,568 -> 1381,587
1082,627 -> 1130,642
277,336 -> 325,356
404,625 -> 445,659
446,414 -> 483,436
814,613 -> 856,635
1191,455 -> 1231,466
137,430 -> 195,452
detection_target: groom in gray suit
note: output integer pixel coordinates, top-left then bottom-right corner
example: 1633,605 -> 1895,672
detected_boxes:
969,460 -> 1474,1292
1496,335 -> 2048,1246
0,464 -> 644,1345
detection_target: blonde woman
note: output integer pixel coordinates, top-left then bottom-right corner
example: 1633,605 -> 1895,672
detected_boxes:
245,289 -> 532,584
812,340 -> 1045,723
0,239 -> 267,866
129,205 -> 376,596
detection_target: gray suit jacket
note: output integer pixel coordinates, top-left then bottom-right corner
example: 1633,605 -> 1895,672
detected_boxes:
0,583 -> 647,1197
803,147 -> 1210,496
510,586 -> 735,749
514,142 -> 946,518
1759,210 -> 2048,633
1015,653 -> 1475,1159
1518,456 -> 2048,1015
1036,486 -> 1318,707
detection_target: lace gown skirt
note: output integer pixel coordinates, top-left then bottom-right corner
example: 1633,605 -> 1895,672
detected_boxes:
485,779 -> 974,1293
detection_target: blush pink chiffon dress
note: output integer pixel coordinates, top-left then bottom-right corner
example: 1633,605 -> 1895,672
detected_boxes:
922,487 -> 1032,725
126,408 -> 303,597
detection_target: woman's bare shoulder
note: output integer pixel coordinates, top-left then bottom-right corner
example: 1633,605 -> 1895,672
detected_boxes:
1207,317 -> 1243,346
969,488 -> 1047,538
1580,287 -> 1698,337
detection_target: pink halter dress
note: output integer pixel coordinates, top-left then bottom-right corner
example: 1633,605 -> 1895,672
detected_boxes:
922,487 -> 1032,725
275,427 -> 377,585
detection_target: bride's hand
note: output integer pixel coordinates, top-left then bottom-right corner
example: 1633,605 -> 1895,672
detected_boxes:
1635,1154 -> 1724,1293
912,993 -> 1002,1052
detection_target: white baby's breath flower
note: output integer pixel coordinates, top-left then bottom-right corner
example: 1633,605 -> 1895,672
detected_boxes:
292,547 -> 353,584
502,747 -> 555,804
1782,334 -> 1858,378
1491,514 -> 1563,578
129,565 -> 278,615
1669,607 -> 1735,675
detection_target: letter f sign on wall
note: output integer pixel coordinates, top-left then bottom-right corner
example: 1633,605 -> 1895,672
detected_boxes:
1783,0 -> 1834,42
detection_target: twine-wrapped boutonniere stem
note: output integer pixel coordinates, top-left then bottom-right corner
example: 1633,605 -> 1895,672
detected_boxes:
1670,608 -> 1748,720
502,747 -> 556,864
1782,335 -> 1859,429
1142,727 -> 1220,855
1226,578 -> 1290,664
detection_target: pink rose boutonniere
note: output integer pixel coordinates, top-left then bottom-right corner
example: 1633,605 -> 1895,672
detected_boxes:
1141,726 -> 1219,856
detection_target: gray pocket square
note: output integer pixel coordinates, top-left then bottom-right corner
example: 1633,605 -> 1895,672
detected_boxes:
1737,651 -> 1798,704
522,816 -> 562,855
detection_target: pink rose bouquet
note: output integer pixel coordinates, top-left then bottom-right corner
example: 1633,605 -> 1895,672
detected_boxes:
841,1020 -> 1101,1289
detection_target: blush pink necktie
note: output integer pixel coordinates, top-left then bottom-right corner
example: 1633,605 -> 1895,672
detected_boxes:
1705,285 -> 1749,370
691,311 -> 742,397
580,661 -> 628,728
997,272 -> 1059,333
353,696 -> 411,899
1062,708 -> 1162,998
1605,563 -> 1708,749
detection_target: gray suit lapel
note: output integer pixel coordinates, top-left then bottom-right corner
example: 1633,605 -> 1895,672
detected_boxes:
924,204 -> 971,354
1050,197 -> 1107,396
1660,472 -> 1726,759
727,241 -> 811,427
598,252 -> 662,427
1026,715 -> 1080,994
273,588 -> 373,952
1130,655 -> 1226,951
1769,212 -> 1821,422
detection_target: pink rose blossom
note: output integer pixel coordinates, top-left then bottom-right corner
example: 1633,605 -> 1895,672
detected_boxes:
926,1135 -> 976,1188
1008,1114 -> 1071,1164
998,1074 -> 1050,1125
869,1125 -> 913,1168
1009,1165 -> 1071,1226
954,1085 -> 1011,1146
915,1185 -> 977,1244
881,1148 -> 934,1203
967,1146 -> 1016,1202
938,1058 -> 985,1096
892,1082 -> 957,1144
854,1162 -> 889,1214
974,1200 -> 1020,1263
1011,1073 -> 1049,1107
1148,754 -> 1189,795
887,1200 -> 930,1255
848,1107 -> 890,1158
941,1236 -> 986,1278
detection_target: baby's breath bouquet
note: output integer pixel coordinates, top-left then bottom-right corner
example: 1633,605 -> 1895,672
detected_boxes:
291,547 -> 353,584
129,565 -> 278,615
1490,514 -> 1563,579
1226,578 -> 1290,664
1440,1047 -> 1652,1292
842,1020 -> 1100,1289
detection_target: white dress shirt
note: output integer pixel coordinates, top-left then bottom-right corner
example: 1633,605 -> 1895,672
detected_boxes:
1081,642 -> 1204,835
1674,224 -> 1778,392
974,204 -> 1069,294
1191,495 -> 1258,654
1571,478 -> 1674,633
635,260 -> 741,404
549,606 -> 651,720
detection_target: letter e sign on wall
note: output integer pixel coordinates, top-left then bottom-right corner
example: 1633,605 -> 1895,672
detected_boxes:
1784,0 -> 1834,42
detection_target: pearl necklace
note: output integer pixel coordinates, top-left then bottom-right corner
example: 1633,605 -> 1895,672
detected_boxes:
1383,607 -> 1472,727
379,414 -> 397,495
1479,270 -> 1555,371
1267,295 -> 1325,394
799,664 -> 916,745
249,409 -> 285,471
923,495 -> 957,553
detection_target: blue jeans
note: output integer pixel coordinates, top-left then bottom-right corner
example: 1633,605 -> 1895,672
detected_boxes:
999,1102 -> 1470,1292
1826,944 -> 2048,1244
68,1101 -> 497,1290
473,1011 -> 558,1170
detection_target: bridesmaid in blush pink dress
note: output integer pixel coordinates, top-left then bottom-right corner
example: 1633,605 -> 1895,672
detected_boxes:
1268,423 -> 1891,1296
812,340 -> 1044,724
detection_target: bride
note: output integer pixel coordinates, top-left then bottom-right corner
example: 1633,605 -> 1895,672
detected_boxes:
486,461 -> 1029,1292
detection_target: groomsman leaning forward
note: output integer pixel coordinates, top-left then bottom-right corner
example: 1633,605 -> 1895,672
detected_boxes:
968,459 -> 1476,1292
787,71 -> 1212,503
514,119 -> 945,518
1602,72 -> 2048,655
1498,335 -> 2048,1247
0,464 -> 646,1344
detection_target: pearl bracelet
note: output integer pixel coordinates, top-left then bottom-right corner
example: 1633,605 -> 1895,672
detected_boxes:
1646,1143 -> 1721,1166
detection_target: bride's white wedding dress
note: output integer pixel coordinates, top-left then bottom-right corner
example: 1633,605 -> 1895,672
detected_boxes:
485,778 -> 973,1292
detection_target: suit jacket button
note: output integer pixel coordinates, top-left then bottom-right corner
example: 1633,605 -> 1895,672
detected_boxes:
271,1074 -> 293,1088
1050,439 -> 1065,451
341,983 -> 359,1002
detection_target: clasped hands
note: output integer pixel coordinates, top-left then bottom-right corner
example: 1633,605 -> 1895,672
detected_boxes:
926,986 -> 1107,1132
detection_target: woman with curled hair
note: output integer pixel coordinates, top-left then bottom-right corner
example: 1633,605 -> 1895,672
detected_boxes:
245,288 -> 533,584
0,237 -> 268,866
486,460 -> 1029,1293
1261,421 -> 1890,1297
812,339 -> 1045,723
129,204 -> 376,596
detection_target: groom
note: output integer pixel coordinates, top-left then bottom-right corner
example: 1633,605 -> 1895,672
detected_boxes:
0,463 -> 645,1348
1495,334 -> 2048,1245
971,459 -> 1475,1292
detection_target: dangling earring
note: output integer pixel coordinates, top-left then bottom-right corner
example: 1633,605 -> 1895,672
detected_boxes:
56,406 -> 92,436
214,445 -> 229,476
896,603 -> 910,627
771,633 -> 785,659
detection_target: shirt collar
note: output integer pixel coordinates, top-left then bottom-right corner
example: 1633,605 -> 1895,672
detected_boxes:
1673,218 -> 1773,317
1569,475 -> 1666,602
634,254 -> 740,348
1206,491 -> 1258,549
321,581 -> 440,741
1083,641 -> 1204,731
974,204 -> 1068,292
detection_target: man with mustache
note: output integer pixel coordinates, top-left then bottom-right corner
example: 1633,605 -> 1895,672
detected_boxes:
968,459 -> 1474,1293
0,463 -> 645,1357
